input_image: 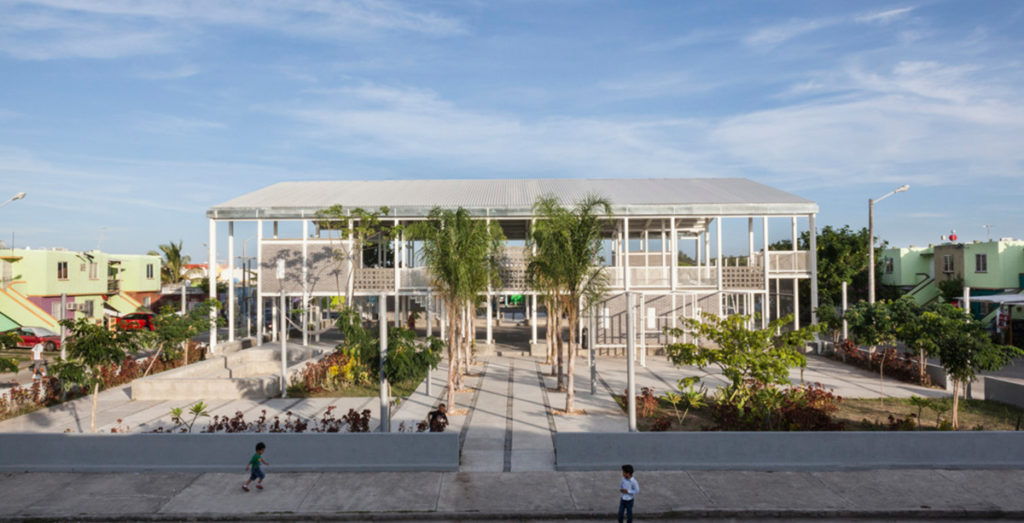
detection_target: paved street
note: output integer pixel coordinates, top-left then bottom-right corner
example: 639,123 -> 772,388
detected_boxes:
0,327 -> 1015,520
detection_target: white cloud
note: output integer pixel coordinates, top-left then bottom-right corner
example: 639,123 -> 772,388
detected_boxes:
136,65 -> 201,80
268,82 -> 711,178
856,6 -> 916,24
131,113 -> 227,135
0,0 -> 464,60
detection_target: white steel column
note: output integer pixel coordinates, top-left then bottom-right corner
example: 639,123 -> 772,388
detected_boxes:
793,278 -> 800,330
257,220 -> 264,341
670,217 -> 677,291
486,295 -> 493,344
618,215 -> 626,290
228,221 -> 235,342
842,281 -> 849,339
208,219 -> 217,351
378,293 -> 390,432
763,217 -> 770,329
626,291 -> 637,432
280,289 -> 287,398
302,220 -> 309,347
791,216 -> 798,248
716,218 -> 723,315
809,213 -> 819,325
393,219 -> 400,328
531,294 -> 538,345
426,293 -> 433,337
748,217 -> 755,257
639,293 -> 646,367
704,224 -> 711,267
346,218 -> 354,304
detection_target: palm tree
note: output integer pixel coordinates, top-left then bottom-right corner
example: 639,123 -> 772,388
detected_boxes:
412,207 -> 504,411
148,240 -> 197,284
529,194 -> 611,413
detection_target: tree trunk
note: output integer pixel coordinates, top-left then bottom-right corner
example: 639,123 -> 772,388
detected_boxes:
918,350 -> 926,383
545,299 -> 554,365
952,379 -> 960,429
446,302 -> 457,410
142,346 -> 164,377
90,382 -> 100,433
467,301 -> 476,368
454,306 -> 464,391
878,348 -> 886,403
565,305 -> 577,413
183,340 -> 189,367
556,305 -> 565,391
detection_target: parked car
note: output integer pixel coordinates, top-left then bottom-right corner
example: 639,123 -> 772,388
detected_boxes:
116,312 -> 156,331
3,326 -> 62,351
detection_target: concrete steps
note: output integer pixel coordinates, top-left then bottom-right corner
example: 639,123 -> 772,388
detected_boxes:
131,345 -> 329,401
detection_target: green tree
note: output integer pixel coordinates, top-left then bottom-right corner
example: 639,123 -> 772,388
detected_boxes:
148,240 -> 197,284
52,318 -> 145,432
314,205 -> 392,307
773,225 -> 882,323
528,194 -> 611,413
937,276 -> 964,305
889,296 -> 931,383
844,299 -> 898,398
0,331 -> 19,372
664,313 -> 814,408
920,303 -> 1024,428
411,207 -> 504,411
145,298 -> 222,375
814,298 -> 844,344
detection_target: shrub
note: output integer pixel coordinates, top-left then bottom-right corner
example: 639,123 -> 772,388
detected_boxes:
835,340 -> 930,386
708,382 -> 844,431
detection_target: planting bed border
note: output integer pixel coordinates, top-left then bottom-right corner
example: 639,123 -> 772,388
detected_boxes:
555,432 -> 1024,471
0,432 -> 459,472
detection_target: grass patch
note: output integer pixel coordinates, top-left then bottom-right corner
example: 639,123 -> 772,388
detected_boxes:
837,397 -> 1024,431
0,350 -> 30,364
612,392 -> 1024,431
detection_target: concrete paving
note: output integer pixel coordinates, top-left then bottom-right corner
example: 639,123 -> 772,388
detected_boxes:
2,468 -> 1024,520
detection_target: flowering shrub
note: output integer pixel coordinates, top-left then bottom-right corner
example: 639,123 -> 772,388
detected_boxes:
708,382 -> 844,431
150,406 -> 371,433
0,377 -> 63,418
835,339 -> 931,386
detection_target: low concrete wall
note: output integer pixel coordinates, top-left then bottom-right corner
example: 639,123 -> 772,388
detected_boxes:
555,432 -> 1024,471
985,377 -> 1024,410
0,432 -> 459,472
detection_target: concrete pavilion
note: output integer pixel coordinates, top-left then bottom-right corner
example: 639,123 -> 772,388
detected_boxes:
205,178 -> 820,353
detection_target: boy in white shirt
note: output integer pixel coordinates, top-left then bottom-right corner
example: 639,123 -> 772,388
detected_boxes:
30,342 -> 47,381
618,464 -> 639,523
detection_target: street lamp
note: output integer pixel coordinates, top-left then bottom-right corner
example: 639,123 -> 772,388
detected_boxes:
0,192 -> 26,208
868,184 -> 910,303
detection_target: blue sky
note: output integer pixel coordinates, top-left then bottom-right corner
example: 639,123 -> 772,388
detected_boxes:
1,0 -> 1022,261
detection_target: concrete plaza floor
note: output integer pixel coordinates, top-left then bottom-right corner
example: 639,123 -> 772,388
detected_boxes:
2,327 -> 1018,520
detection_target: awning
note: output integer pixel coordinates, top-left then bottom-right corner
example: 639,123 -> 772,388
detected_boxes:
970,294 -> 1024,305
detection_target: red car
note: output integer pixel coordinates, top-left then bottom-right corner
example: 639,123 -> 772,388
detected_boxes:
3,326 -> 62,351
116,313 -> 156,331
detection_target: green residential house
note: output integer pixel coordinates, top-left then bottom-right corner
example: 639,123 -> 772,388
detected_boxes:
0,248 -> 161,331
881,238 -> 1024,320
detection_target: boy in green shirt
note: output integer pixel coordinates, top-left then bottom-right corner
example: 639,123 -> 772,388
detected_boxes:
243,442 -> 268,492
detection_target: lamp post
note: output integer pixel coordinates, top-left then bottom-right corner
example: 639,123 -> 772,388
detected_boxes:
0,192 -> 25,208
868,184 -> 910,304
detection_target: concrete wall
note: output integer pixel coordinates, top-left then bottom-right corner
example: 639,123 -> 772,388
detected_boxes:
0,432 -> 459,472
555,432 -> 1024,471
260,241 -> 348,295
984,377 -> 1024,410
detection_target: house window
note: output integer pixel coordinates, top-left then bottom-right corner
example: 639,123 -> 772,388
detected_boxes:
82,300 -> 93,316
57,261 -> 68,280
146,264 -> 155,279
942,255 -> 954,274
89,262 -> 98,279
884,257 -> 894,274
143,297 -> 151,307
976,254 -> 987,273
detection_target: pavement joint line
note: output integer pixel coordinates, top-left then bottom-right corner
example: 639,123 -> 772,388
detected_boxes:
684,469 -> 714,505
294,471 -> 322,511
534,362 -> 557,450
457,361 -> 488,456
503,359 -> 514,473
809,470 -> 854,509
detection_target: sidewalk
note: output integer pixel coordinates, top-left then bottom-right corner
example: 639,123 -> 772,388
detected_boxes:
2,468 -> 1023,520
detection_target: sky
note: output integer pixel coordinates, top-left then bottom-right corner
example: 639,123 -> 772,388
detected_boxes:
1,0 -> 1022,262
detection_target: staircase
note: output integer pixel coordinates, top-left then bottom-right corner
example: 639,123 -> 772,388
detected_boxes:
0,284 -> 59,330
907,277 -> 938,306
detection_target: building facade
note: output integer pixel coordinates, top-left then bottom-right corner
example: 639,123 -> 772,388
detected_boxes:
0,249 -> 161,331
205,178 -> 820,351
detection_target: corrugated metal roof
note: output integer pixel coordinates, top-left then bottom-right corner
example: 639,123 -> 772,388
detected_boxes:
207,178 -> 817,219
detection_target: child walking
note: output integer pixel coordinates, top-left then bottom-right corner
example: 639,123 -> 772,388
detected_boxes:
243,442 -> 268,492
617,464 -> 639,523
